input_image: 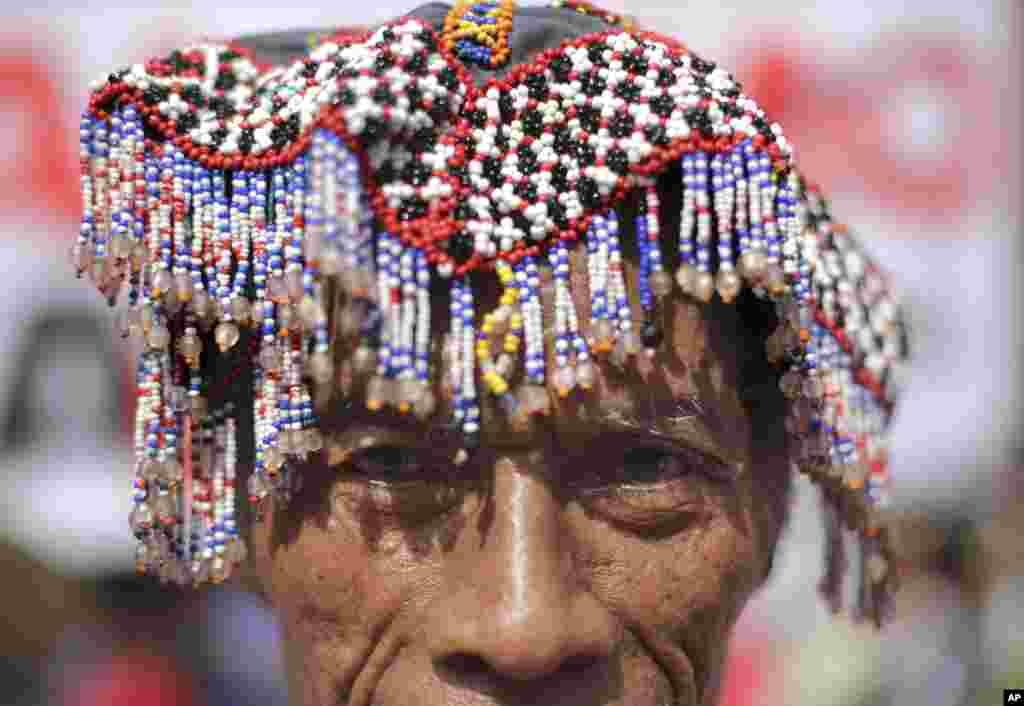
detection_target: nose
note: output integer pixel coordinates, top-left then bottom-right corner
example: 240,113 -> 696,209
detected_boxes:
426,454 -> 618,682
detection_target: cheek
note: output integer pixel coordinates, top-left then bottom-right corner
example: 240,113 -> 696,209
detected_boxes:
571,500 -> 762,641
264,506 -> 393,699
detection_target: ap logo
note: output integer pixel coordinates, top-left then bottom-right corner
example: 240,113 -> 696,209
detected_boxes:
1006,689 -> 1023,703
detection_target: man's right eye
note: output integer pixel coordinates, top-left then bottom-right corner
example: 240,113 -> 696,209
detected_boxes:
349,444 -> 426,482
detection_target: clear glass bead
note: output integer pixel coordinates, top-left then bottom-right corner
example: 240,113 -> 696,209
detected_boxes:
308,351 -> 333,384
649,271 -> 673,299
214,321 -> 240,352
716,270 -> 742,304
554,366 -> 576,396
576,360 -> 596,390
147,324 -> 170,350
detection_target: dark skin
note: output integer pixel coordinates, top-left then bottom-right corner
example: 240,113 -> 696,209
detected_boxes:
247,248 -> 791,706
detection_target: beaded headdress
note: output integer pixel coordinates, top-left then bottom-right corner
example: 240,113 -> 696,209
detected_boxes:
73,1 -> 907,623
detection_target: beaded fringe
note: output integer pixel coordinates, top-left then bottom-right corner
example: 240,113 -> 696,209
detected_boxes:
78,105 -> 900,617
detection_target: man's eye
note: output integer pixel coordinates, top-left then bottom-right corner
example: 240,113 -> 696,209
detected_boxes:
575,443 -> 701,491
571,440 -> 726,536
617,446 -> 688,486
350,444 -> 426,481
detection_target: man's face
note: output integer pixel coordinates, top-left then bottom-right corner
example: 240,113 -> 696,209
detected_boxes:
249,253 -> 789,706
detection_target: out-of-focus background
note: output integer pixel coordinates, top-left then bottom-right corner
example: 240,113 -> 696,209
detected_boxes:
0,1 -> 1019,704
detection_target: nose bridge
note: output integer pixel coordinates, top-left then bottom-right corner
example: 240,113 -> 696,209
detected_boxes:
484,454 -> 567,619
426,450 -> 617,681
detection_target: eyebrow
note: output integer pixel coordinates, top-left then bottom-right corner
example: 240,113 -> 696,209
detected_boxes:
319,393 -> 737,469
588,397 -> 737,467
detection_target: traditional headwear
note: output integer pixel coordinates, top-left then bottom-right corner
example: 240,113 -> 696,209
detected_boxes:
73,1 -> 908,623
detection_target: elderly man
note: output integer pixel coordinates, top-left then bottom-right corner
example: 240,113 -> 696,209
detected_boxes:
73,2 -> 908,703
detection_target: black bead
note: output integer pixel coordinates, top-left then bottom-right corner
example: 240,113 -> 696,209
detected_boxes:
447,232 -> 474,264
609,112 -> 634,138
362,117 -> 385,142
339,87 -> 356,106
525,73 -> 549,101
722,102 -> 745,119
657,67 -> 675,87
644,122 -> 670,146
399,198 -> 428,221
175,112 -> 198,135
577,140 -> 598,165
685,107 -> 712,135
621,52 -> 649,76
404,84 -> 423,109
403,159 -> 432,186
551,164 -> 570,192
209,127 -> 228,149
640,316 -> 663,349
482,156 -> 503,185
466,108 -> 487,128
720,83 -> 741,99
169,50 -> 193,73
607,147 -> 629,175
494,128 -> 510,151
512,212 -> 532,236
213,71 -> 237,92
522,109 -> 544,138
239,128 -> 255,155
374,52 -> 395,72
218,50 -> 240,63
650,95 -> 675,118
372,84 -> 394,105
577,105 -> 600,133
182,84 -> 204,107
550,56 -> 572,82
580,71 -> 607,97
439,67 -> 460,91
547,197 -> 569,229
577,176 -> 601,209
209,96 -> 234,118
463,432 -> 481,451
514,181 -> 538,201
587,42 -> 610,66
418,29 -> 438,53
454,202 -> 470,221
300,61 -> 318,79
142,85 -> 169,106
381,27 -> 397,42
517,143 -> 538,172
552,125 -> 572,154
689,54 -> 716,75
498,93 -> 514,120
615,81 -> 640,101
405,51 -> 428,76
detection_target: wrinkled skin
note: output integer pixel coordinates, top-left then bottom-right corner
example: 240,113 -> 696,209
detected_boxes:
248,250 -> 791,706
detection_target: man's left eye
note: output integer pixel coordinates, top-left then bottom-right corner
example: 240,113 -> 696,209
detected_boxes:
616,446 -> 689,486
350,444 -> 427,481
572,442 -> 703,491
